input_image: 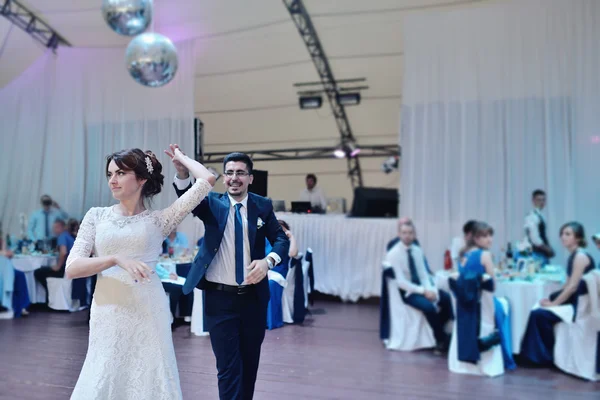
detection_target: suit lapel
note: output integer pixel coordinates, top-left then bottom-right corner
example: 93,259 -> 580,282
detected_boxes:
247,195 -> 258,252
219,194 -> 230,231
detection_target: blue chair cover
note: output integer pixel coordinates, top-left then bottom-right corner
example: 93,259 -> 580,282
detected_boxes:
379,267 -> 395,340
291,255 -> 307,323
267,280 -> 284,330
71,278 -> 89,307
305,249 -> 315,306
493,297 -> 516,370
596,333 -> 600,374
449,272 -> 486,363
12,269 -> 30,317
176,263 -> 192,278
0,256 -> 15,310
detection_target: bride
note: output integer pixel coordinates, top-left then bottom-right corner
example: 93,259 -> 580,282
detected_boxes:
65,145 -> 215,399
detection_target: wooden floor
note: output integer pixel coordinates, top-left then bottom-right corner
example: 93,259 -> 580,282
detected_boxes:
0,301 -> 598,400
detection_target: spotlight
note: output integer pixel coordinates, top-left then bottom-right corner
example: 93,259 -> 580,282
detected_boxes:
336,92 -> 360,106
299,96 -> 322,109
333,141 -> 361,158
333,148 -> 346,158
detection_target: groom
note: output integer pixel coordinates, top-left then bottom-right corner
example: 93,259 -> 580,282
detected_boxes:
170,148 -> 289,399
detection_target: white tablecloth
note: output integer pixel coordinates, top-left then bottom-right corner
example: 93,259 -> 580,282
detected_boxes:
435,270 -> 563,354
12,255 -> 56,304
495,278 -> 563,354
274,213 -> 397,302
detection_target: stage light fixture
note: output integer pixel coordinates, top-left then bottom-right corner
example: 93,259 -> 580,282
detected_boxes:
332,140 -> 361,158
336,92 -> 361,106
299,96 -> 322,109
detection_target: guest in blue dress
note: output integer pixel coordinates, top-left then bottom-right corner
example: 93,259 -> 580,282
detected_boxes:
521,221 -> 595,366
266,219 -> 298,330
457,221 -> 516,369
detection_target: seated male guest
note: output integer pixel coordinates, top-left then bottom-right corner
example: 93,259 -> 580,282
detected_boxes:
385,220 -> 453,351
28,195 -> 68,242
162,229 -> 189,255
387,217 -> 433,275
156,264 -> 194,330
34,219 -> 74,303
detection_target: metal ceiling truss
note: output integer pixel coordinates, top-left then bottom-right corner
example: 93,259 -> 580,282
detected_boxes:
283,0 -> 364,188
0,0 -> 70,50
199,144 -> 400,164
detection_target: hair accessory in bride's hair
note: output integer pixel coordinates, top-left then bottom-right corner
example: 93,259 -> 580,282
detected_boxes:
145,156 -> 154,174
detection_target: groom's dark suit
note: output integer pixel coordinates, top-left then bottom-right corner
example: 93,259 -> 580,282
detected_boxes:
175,182 -> 289,399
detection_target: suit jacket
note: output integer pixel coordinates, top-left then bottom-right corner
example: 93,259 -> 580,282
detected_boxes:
174,183 -> 289,304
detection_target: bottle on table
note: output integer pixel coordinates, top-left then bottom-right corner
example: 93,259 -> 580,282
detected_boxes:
506,242 -> 514,270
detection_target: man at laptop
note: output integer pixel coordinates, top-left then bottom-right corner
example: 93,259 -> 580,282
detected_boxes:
299,173 -> 327,213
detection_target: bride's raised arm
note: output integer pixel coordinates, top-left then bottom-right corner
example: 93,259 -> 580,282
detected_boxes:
158,145 -> 216,236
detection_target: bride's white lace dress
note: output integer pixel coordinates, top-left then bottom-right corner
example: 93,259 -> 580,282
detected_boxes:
66,179 -> 212,400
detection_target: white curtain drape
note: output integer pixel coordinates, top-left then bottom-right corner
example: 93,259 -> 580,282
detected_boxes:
401,0 -> 600,270
0,40 -> 197,239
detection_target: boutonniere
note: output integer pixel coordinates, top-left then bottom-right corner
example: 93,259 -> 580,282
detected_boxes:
257,217 -> 265,229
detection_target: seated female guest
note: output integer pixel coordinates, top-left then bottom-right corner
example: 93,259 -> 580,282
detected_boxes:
266,220 -> 298,330
457,221 -> 515,369
520,222 -> 595,366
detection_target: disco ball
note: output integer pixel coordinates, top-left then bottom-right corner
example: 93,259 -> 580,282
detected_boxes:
125,33 -> 178,87
102,0 -> 153,36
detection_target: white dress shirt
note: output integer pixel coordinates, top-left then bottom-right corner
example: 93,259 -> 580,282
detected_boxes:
524,209 -> 545,246
384,241 -> 436,296
28,208 -> 69,241
174,175 -> 280,286
299,186 -> 327,210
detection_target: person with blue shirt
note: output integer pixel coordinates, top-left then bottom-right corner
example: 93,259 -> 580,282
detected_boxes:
162,229 -> 189,255
28,195 -> 68,242
34,219 -> 74,303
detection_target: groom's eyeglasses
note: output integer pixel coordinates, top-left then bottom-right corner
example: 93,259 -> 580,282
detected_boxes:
224,170 -> 250,177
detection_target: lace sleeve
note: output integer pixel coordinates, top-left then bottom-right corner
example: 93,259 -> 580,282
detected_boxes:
66,207 -> 97,270
158,178 -> 212,237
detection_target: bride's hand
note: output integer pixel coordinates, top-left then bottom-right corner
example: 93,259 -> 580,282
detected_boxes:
115,256 -> 154,283
164,144 -> 189,178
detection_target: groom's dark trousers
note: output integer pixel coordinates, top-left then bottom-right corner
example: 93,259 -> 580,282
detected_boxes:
204,284 -> 267,399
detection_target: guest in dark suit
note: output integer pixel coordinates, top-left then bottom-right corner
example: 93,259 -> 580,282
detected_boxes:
168,146 -> 289,400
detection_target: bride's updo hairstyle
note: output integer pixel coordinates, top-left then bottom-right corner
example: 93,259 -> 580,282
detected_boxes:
106,148 -> 164,199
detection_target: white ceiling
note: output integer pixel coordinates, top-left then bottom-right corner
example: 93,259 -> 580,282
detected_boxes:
0,0 -> 494,152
